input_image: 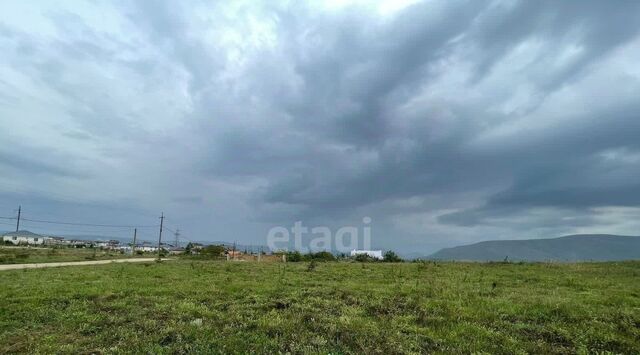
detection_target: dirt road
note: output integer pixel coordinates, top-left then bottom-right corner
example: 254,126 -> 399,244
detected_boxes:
0,258 -> 170,271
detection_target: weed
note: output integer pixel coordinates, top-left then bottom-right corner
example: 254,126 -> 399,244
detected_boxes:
307,260 -> 317,272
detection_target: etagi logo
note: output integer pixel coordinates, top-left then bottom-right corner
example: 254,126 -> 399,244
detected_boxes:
266,217 -> 372,253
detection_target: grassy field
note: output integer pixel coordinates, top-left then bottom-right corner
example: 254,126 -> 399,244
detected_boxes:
0,246 -> 150,264
1,260 -> 639,354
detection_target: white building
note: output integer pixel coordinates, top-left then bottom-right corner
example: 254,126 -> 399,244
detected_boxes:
45,236 -> 69,246
2,231 -> 51,245
67,239 -> 94,248
168,247 -> 186,255
95,240 -> 120,249
136,242 -> 160,252
350,249 -> 383,260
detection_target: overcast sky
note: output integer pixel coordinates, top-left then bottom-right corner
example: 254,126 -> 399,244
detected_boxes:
1,0 -> 640,254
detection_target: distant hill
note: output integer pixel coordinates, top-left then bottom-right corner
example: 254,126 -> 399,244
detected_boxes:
2,230 -> 43,237
429,234 -> 640,262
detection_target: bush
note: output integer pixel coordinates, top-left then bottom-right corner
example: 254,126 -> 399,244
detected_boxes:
15,251 -> 30,259
286,251 -> 303,262
354,254 -> 377,263
201,245 -> 225,257
0,255 -> 16,263
309,251 -> 335,261
158,249 -> 168,257
282,251 -> 336,262
383,251 -> 403,263
307,259 -> 317,272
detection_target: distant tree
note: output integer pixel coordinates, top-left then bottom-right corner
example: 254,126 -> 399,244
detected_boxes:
201,245 -> 225,257
383,251 -> 403,263
184,242 -> 193,255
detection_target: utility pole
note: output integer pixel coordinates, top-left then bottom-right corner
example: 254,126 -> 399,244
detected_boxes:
232,241 -> 236,260
174,228 -> 180,248
157,212 -> 164,260
132,228 -> 137,255
15,205 -> 21,232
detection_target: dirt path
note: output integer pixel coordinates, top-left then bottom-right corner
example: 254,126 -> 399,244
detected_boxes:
0,258 -> 170,271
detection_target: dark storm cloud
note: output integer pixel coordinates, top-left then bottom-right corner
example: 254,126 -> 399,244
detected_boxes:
466,1 -> 640,84
185,0 -> 640,223
439,99 -> 640,227
2,0 -> 640,251
275,0 -> 487,146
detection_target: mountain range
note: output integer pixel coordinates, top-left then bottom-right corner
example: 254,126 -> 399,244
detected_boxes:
428,234 -> 640,262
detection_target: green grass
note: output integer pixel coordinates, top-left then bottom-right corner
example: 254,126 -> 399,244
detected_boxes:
1,260 -> 639,354
0,246 -> 150,264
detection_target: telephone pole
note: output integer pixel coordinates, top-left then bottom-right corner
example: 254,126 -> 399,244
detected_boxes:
132,228 -> 137,255
174,228 -> 180,248
157,212 -> 164,260
232,241 -> 236,260
15,205 -> 21,232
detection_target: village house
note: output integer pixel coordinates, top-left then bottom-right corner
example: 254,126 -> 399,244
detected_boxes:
2,230 -> 51,246
44,236 -> 69,246
94,240 -> 120,249
136,241 -> 161,252
66,239 -> 95,248
168,246 -> 186,255
118,245 -> 133,254
190,242 -> 204,251
135,242 -> 172,253
226,249 -> 243,258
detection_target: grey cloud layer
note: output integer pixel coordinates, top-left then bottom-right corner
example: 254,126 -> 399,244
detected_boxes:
1,0 -> 640,251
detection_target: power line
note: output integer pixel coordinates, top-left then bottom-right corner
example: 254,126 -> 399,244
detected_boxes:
3,208 -> 191,247
20,217 -> 158,228
133,232 -> 159,244
162,224 -> 187,237
162,225 -> 194,244
179,234 -> 194,243
18,222 -> 134,235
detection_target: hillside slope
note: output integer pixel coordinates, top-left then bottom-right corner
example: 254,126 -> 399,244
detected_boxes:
429,234 -> 640,261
